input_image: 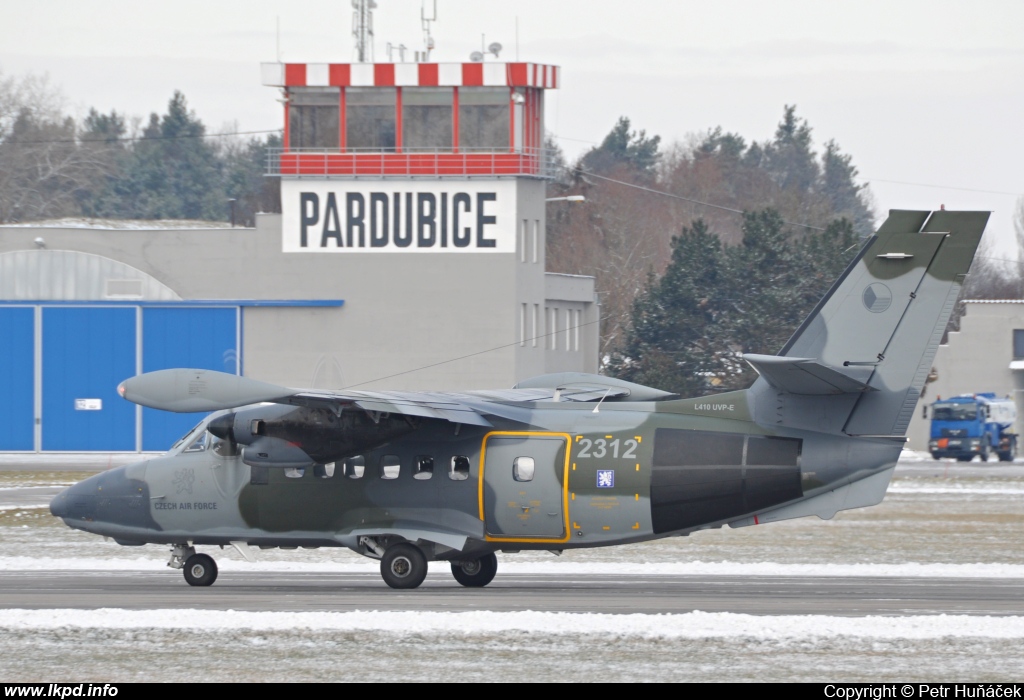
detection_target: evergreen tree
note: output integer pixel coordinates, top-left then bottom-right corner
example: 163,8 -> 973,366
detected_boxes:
763,105 -> 818,193
820,139 -> 874,236
579,116 -> 661,176
102,91 -> 226,219
609,212 -> 858,395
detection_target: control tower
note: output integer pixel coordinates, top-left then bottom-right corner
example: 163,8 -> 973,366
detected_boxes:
259,58 -> 598,389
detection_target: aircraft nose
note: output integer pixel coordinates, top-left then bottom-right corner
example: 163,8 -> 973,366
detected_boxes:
49,477 -> 98,521
48,486 -> 69,518
49,463 -> 154,530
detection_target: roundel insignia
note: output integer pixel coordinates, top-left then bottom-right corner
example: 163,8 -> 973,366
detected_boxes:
862,283 -> 892,313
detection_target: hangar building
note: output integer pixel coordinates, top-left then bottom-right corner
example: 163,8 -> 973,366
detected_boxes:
906,300 -> 1024,452
0,58 -> 599,453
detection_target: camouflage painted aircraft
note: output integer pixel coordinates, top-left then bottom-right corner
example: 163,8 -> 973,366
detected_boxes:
50,210 -> 988,589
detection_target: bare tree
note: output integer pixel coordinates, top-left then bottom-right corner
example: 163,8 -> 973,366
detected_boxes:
0,70 -> 111,223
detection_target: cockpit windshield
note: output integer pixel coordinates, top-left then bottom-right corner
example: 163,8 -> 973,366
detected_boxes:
932,403 -> 978,421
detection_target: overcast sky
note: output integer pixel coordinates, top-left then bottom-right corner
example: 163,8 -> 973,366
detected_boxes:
3,0 -> 1022,255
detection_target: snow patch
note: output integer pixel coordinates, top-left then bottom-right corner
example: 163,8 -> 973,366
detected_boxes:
1,608 -> 1023,639
1,218 -> 237,230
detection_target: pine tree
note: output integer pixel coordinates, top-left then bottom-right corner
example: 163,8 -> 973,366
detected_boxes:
609,212 -> 859,395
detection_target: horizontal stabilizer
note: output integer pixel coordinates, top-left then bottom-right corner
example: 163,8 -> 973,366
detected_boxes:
743,354 -> 875,395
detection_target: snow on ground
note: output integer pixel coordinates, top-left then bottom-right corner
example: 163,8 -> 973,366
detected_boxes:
2,608 -> 1023,639
2,556 -> 1023,578
0,218 -> 237,230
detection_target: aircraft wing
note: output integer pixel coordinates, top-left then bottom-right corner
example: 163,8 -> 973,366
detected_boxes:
118,368 -> 637,427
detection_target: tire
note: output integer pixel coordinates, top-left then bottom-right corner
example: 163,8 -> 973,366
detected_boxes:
998,451 -> 1012,462
930,452 -> 941,460
183,553 -> 218,587
380,543 -> 428,589
451,553 -> 498,588
956,456 -> 973,462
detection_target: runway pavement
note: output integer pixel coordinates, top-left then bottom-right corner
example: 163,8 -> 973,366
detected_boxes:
1,569 -> 1021,616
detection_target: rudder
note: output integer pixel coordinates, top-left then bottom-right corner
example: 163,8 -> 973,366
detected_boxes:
778,209 -> 988,436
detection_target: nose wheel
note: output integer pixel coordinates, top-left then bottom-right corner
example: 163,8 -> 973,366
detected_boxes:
183,553 -> 218,587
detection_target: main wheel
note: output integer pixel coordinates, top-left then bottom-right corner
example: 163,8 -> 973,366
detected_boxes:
451,553 -> 498,588
380,543 -> 428,589
183,553 -> 218,587
998,451 -> 1013,462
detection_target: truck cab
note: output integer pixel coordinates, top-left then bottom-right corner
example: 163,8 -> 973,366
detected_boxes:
928,393 -> 1017,462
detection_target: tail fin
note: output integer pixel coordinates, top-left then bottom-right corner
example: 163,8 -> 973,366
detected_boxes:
755,209 -> 988,436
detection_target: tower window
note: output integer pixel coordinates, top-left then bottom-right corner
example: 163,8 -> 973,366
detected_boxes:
288,88 -> 340,149
347,88 -> 396,151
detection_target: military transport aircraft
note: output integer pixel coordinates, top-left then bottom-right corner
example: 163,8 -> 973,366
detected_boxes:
50,210 -> 988,589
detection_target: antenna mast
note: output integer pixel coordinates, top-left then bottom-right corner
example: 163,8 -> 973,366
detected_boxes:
420,0 -> 437,62
352,0 -> 377,62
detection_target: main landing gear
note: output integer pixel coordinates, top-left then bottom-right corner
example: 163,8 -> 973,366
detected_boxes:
451,553 -> 498,587
169,544 -> 219,587
380,543 -> 429,589
364,538 -> 500,590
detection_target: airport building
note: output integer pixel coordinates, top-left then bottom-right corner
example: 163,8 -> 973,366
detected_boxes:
906,300 -> 1024,451
0,56 -> 599,453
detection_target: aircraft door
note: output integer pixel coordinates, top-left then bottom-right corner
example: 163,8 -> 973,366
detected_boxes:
480,432 -> 570,541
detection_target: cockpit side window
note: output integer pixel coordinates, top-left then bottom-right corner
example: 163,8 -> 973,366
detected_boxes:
210,434 -> 238,457
184,430 -> 208,453
170,421 -> 206,452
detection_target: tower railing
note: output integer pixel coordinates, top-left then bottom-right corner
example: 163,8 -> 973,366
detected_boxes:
265,146 -> 560,179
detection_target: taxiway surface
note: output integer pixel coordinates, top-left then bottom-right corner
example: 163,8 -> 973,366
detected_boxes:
1,569 -> 1022,616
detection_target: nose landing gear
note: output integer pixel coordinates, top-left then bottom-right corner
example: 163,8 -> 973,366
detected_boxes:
168,544 -> 219,587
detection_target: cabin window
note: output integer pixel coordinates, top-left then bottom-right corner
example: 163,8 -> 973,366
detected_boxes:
414,455 -> 434,480
314,462 -> 336,479
458,87 -> 509,150
343,455 -> 365,479
513,456 -> 535,482
284,467 -> 305,479
288,87 -> 340,149
449,456 -> 470,481
381,454 -> 401,480
347,87 -> 396,151
402,88 -> 453,150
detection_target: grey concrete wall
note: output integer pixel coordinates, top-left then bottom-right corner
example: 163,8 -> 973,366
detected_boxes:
906,301 -> 1024,450
1,178 -> 599,395
544,273 -> 600,374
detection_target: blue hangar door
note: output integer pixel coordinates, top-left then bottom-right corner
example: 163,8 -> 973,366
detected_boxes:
36,306 -> 238,452
0,308 -> 36,451
42,307 -> 137,451
141,307 -> 238,451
